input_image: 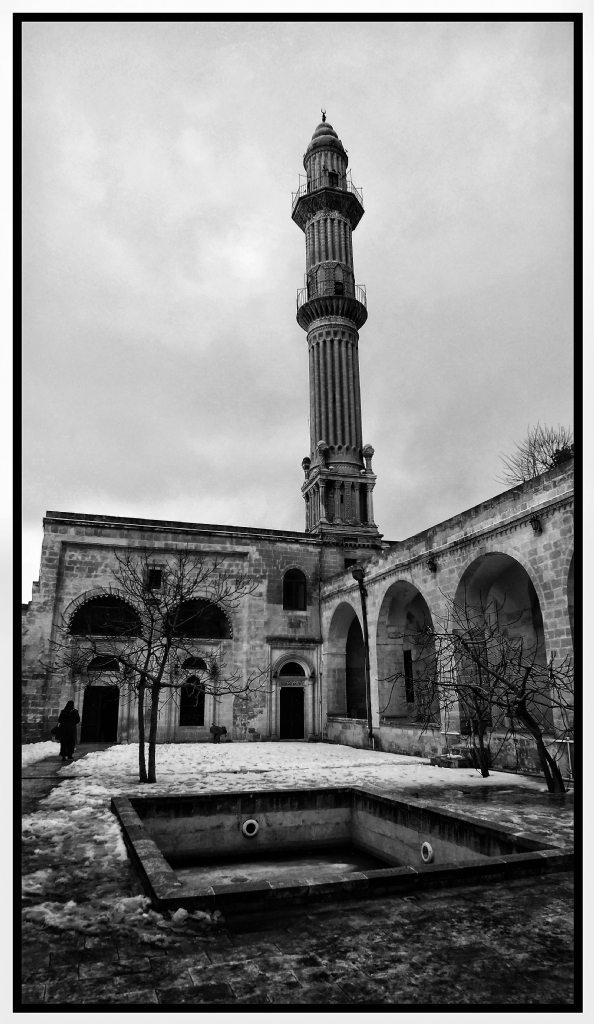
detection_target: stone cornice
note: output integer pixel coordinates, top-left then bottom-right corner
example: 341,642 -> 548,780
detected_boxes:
297,294 -> 367,331
44,513 -> 322,547
265,635 -> 323,646
292,188 -> 364,232
306,317 -> 360,336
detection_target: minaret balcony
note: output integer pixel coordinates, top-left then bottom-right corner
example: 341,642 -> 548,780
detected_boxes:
291,176 -> 364,232
296,284 -> 367,331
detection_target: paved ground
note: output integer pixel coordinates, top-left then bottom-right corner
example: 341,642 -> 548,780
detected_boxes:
21,741 -> 575,1007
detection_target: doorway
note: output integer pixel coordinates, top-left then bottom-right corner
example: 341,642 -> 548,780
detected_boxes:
279,687 -> 304,739
80,686 -> 120,742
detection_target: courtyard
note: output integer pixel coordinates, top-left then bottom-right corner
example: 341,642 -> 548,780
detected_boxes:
21,740 -> 574,1007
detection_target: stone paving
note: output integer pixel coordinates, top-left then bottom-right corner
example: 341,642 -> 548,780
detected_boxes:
21,741 -> 576,1007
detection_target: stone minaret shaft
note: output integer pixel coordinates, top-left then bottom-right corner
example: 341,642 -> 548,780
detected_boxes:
292,117 -> 379,539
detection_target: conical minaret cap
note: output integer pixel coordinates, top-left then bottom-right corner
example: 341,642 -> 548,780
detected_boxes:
303,120 -> 348,167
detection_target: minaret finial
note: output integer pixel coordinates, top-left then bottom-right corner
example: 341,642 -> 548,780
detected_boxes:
321,109 -> 326,123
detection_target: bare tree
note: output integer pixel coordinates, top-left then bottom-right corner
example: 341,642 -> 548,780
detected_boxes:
47,548 -> 267,783
381,594 -> 573,792
497,423 -> 573,486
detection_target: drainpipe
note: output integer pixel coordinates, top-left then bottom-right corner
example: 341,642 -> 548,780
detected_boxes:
351,566 -> 374,750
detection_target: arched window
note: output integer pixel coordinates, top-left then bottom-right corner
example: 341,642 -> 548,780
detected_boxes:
87,655 -> 120,673
283,569 -> 307,611
279,662 -> 306,676
169,600 -> 231,639
182,656 -> 208,672
70,597 -> 141,637
179,677 -> 205,727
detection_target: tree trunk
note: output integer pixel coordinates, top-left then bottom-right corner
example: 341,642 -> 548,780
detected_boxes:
515,705 -> 566,793
147,683 -> 160,784
476,726 -> 491,778
137,681 -> 147,784
470,721 -> 490,777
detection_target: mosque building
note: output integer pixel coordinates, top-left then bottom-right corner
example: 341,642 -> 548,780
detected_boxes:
22,118 -> 574,776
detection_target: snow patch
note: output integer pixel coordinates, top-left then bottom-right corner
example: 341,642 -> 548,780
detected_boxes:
22,741 -> 59,766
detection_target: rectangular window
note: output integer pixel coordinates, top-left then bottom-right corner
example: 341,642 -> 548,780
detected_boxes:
146,568 -> 162,591
328,171 -> 338,188
404,650 -> 415,704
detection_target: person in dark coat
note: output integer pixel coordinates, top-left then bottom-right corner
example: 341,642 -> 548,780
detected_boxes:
57,700 -> 80,761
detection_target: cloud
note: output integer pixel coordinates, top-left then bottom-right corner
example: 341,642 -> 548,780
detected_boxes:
22,21 -> 573,600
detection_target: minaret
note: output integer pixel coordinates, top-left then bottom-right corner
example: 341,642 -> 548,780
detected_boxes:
292,115 -> 380,541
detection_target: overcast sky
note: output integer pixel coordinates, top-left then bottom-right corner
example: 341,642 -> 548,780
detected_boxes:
21,18 -> 574,601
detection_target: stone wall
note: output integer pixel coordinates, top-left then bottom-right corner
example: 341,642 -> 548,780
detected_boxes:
321,462 -> 574,778
21,514 -> 330,743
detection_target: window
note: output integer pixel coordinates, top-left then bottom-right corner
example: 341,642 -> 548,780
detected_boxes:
169,600 -> 231,639
179,678 -> 205,727
182,656 -> 207,672
359,485 -> 368,525
87,655 -> 120,673
279,662 -> 305,676
404,650 -> 415,704
282,569 -> 307,611
328,171 -> 338,188
70,597 -> 141,637
334,280 -> 344,295
146,568 -> 162,591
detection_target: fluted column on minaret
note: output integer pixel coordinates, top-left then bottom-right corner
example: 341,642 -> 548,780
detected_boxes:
292,115 -> 379,539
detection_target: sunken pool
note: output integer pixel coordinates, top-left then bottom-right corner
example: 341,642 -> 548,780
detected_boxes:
111,787 -> 572,915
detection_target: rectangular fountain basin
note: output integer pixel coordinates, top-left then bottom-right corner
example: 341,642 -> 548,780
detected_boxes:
111,787 -> 572,914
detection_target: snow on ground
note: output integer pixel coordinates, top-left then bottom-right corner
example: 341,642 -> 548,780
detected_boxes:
22,741 -> 60,766
57,740 -> 548,796
22,741 -> 562,945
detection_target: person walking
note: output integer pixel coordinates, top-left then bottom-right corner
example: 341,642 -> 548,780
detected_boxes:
56,700 -> 80,762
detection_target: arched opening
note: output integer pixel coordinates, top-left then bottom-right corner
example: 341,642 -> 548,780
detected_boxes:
80,685 -> 119,742
326,602 -> 365,719
279,662 -> 305,676
567,554 -> 574,645
346,617 -> 366,718
170,600 -> 231,639
376,582 -> 437,723
454,553 -> 550,733
70,596 -> 141,637
182,656 -> 208,672
179,677 -> 205,727
87,655 -> 120,673
283,569 -> 307,611
277,660 -> 307,739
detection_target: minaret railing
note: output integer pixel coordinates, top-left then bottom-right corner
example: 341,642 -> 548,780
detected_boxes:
292,176 -> 364,213
297,283 -> 366,311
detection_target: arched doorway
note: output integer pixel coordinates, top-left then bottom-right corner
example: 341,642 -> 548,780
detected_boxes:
326,602 -> 362,717
376,582 -> 437,723
81,685 -> 120,742
278,661 -> 305,739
